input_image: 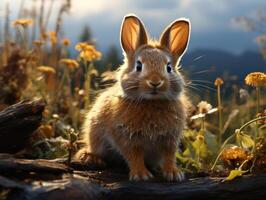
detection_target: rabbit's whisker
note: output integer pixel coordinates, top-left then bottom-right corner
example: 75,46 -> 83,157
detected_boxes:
187,85 -> 202,92
192,55 -> 205,61
186,86 -> 205,99
189,79 -> 213,84
189,83 -> 216,91
191,69 -> 212,75
124,86 -> 138,91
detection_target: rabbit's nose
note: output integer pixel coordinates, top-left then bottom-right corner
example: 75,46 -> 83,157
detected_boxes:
147,80 -> 164,88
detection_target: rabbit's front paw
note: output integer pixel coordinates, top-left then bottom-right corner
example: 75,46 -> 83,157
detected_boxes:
129,168 -> 153,181
162,167 -> 185,182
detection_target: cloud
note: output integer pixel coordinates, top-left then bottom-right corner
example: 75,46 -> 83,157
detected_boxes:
0,0 -> 265,54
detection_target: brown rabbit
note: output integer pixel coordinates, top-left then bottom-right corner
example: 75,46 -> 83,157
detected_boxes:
76,14 -> 191,182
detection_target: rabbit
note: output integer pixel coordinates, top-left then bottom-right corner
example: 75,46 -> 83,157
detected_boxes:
75,14 -> 191,182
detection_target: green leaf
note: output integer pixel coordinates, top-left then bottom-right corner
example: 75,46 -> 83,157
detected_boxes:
225,169 -> 248,181
183,137 -> 196,159
237,132 -> 255,149
183,129 -> 197,138
192,136 -> 208,158
183,147 -> 191,157
241,134 -> 255,149
176,152 -> 189,163
204,130 -> 218,154
176,151 -> 201,171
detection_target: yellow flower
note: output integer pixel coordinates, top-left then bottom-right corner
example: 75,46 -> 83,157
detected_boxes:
75,42 -> 102,62
80,50 -> 102,61
196,134 -> 205,141
37,66 -> 56,74
220,146 -> 247,162
214,77 -> 224,86
13,19 -> 33,27
75,42 -> 93,51
62,38 -> 71,46
245,72 -> 266,87
49,31 -> 57,45
33,40 -> 45,47
60,59 -> 79,69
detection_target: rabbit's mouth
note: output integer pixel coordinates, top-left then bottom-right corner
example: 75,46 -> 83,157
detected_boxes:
145,89 -> 165,99
150,89 -> 158,95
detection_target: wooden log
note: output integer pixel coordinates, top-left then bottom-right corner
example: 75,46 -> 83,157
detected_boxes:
1,172 -> 266,200
104,174 -> 266,200
0,158 -> 72,174
0,100 -> 45,153
0,175 -> 107,200
0,158 -> 265,200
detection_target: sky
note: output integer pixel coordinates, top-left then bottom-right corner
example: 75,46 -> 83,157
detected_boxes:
0,0 -> 265,55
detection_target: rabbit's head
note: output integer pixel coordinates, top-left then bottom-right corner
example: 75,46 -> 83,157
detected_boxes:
119,14 -> 190,100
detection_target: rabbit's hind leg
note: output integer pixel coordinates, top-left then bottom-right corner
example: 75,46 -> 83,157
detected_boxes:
75,130 -> 107,167
75,147 -> 106,167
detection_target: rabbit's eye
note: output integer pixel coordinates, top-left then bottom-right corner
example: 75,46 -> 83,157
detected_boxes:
166,62 -> 172,73
135,60 -> 142,72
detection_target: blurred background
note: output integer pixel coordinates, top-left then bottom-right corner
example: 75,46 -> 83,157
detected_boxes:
0,0 -> 265,82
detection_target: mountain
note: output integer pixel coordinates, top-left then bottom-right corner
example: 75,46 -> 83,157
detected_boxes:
99,47 -> 265,86
181,49 -> 266,84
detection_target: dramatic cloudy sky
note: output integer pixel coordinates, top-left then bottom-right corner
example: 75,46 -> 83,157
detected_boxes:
0,0 -> 265,54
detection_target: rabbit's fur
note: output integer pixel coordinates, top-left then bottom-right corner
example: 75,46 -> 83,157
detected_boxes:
76,14 -> 191,182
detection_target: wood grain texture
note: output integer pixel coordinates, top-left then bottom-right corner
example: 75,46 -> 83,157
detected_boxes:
0,100 -> 45,153
0,158 -> 265,200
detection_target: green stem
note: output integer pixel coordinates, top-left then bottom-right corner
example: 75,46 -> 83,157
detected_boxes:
239,159 -> 249,170
23,26 -> 29,51
256,87 -> 260,115
238,116 -> 266,133
201,117 -> 205,131
84,61 -> 92,109
259,124 -> 266,130
217,85 -> 223,147
211,133 -> 235,170
67,147 -> 72,166
250,157 -> 257,172
58,66 -> 67,96
255,86 -> 261,140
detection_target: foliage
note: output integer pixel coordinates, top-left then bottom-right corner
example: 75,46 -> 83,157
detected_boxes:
178,75 -> 266,180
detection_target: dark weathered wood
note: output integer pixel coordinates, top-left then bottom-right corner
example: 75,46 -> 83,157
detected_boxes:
2,172 -> 266,200
0,158 -> 265,200
0,158 -> 72,174
0,175 -> 107,200
104,174 -> 266,200
0,100 -> 45,153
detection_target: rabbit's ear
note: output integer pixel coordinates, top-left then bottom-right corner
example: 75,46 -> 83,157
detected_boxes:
120,15 -> 148,54
160,19 -> 190,58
